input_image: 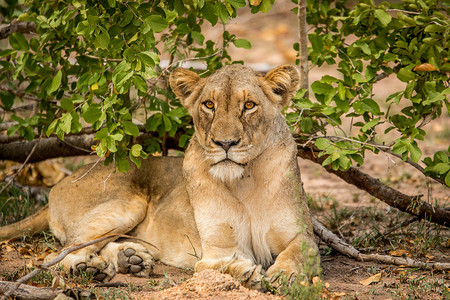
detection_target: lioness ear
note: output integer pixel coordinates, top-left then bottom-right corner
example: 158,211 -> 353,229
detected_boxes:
263,65 -> 300,109
169,68 -> 201,108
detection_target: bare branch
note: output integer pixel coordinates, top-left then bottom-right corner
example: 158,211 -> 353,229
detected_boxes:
313,216 -> 450,270
0,131 -> 184,163
0,21 -> 36,40
297,0 -> 309,95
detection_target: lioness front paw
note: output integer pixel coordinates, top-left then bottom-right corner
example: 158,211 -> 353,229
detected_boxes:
72,255 -> 116,282
243,264 -> 266,291
117,244 -> 154,277
265,263 -> 299,290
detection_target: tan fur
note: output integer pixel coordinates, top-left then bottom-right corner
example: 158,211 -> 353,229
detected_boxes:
0,65 -> 318,290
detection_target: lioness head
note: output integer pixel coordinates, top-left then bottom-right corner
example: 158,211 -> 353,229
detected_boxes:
170,64 -> 300,182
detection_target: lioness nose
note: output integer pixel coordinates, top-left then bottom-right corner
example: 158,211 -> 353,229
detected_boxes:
213,139 -> 240,152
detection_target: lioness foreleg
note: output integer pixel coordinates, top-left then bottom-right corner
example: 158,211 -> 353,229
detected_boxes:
265,233 -> 319,287
195,248 -> 264,290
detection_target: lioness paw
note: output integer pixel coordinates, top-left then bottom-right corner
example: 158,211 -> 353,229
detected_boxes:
117,244 -> 154,277
72,255 -> 115,282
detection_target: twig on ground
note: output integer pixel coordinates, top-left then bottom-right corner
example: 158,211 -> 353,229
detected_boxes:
312,216 -> 450,270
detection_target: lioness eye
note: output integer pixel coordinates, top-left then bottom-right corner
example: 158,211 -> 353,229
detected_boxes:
244,101 -> 256,110
203,101 -> 214,109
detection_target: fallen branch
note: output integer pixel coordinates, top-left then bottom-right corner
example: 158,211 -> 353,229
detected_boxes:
0,280 -> 60,300
312,216 -> 450,270
298,145 -> 450,228
0,21 -> 36,40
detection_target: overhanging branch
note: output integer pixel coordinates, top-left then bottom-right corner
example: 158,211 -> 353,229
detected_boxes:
298,145 -> 450,228
0,22 -> 36,40
0,131 -> 183,163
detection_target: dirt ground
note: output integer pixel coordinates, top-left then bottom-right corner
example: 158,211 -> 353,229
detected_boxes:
1,1 -> 450,299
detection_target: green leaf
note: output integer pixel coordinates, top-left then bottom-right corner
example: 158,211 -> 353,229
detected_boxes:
337,82 -> 346,100
179,134 -> 189,148
445,172 -> 450,187
47,70 -> 62,95
315,138 -> 333,150
123,121 -> 139,137
133,76 -> 147,93
146,15 -> 169,33
129,154 -> 142,168
408,142 -> 422,163
163,115 -> 172,131
201,2 -> 218,26
105,136 -> 117,152
227,0 -> 245,9
374,9 -> 392,27
233,39 -> 251,49
309,33 -> 324,52
215,2 -> 229,24
46,120 -> 58,137
131,144 -> 143,157
119,10 -> 133,27
397,68 -> 415,82
117,156 -> 130,172
95,128 -> 109,140
433,163 -> 450,174
361,118 -> 379,132
424,24 -> 445,33
7,124 -> 19,136
191,31 -> 205,45
95,32 -> 110,49
60,113 -> 72,134
311,81 -> 333,95
9,33 -> 29,51
61,98 -> 74,111
82,105 -> 102,124
110,132 -> 124,141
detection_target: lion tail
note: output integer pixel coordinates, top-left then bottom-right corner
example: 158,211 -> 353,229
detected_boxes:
0,205 -> 49,240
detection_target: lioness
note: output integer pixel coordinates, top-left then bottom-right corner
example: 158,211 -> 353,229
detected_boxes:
0,64 -> 318,290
